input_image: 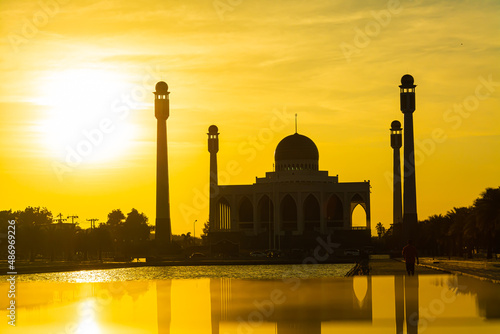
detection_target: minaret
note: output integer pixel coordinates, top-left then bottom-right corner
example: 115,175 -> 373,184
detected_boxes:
155,81 -> 172,250
399,74 -> 418,242
390,120 -> 403,227
208,125 -> 219,231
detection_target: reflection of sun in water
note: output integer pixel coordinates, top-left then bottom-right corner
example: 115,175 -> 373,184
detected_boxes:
77,299 -> 102,334
37,68 -> 137,165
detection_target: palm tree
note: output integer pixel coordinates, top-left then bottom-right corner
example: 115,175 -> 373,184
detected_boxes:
473,187 -> 500,258
463,209 -> 478,258
375,222 -> 385,239
446,207 -> 472,257
423,214 -> 450,257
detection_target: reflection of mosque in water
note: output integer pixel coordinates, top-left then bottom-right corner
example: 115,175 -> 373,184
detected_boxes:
153,275 -> 500,334
10,274 -> 500,333
156,276 -> 418,334
209,278 -> 373,334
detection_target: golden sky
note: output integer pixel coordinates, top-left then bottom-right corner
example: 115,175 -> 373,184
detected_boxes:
1,0 -> 499,235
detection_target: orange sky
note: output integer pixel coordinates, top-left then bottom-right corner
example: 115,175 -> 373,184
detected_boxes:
1,0 -> 499,235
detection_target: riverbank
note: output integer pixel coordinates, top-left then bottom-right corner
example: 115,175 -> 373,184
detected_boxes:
418,257 -> 500,284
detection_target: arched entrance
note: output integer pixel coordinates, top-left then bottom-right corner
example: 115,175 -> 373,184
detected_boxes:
303,194 -> 320,231
280,194 -> 298,231
326,194 -> 343,228
257,195 -> 274,232
350,193 -> 368,229
238,197 -> 253,230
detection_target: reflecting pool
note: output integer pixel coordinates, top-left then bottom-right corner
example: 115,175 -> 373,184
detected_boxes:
1,266 -> 500,333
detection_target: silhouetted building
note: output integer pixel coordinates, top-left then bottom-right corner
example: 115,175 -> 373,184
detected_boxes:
208,127 -> 371,251
155,81 -> 172,250
400,74 -> 418,242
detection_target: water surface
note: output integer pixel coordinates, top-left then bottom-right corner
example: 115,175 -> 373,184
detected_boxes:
14,263 -> 355,282
1,264 -> 499,333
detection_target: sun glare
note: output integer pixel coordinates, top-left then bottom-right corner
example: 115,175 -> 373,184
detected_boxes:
37,68 -> 137,166
77,299 -> 103,334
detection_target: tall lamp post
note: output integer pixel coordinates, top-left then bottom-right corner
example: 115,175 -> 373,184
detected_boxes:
194,220 -> 197,244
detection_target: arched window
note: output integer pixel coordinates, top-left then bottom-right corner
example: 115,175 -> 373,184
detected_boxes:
216,197 -> 231,230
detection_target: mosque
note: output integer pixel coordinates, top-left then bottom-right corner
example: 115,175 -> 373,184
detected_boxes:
207,125 -> 371,252
152,80 -> 371,254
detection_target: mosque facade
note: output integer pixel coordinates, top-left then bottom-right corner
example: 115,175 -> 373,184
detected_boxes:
208,127 -> 371,251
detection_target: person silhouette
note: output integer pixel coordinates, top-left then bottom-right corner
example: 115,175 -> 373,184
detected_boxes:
402,240 -> 419,276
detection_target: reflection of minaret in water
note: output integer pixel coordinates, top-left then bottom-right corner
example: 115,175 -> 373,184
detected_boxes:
156,280 -> 172,334
208,125 -> 219,231
400,74 -> 418,242
155,81 -> 172,251
394,276 -> 419,334
394,276 -> 404,334
405,277 -> 419,334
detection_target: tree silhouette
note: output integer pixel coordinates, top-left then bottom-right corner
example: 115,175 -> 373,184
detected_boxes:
0,210 -> 15,234
375,222 -> 385,239
473,187 -> 500,258
16,207 -> 53,261
446,207 -> 472,257
123,209 -> 151,243
121,209 -> 151,258
182,232 -> 192,248
107,209 -> 126,226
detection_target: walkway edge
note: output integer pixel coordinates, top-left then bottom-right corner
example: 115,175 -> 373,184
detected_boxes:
418,263 -> 500,285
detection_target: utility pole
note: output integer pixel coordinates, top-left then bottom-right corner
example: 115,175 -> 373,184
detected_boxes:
67,215 -> 79,225
87,218 -> 99,230
56,213 -> 67,224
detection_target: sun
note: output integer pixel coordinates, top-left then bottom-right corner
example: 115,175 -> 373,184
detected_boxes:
37,68 -> 138,166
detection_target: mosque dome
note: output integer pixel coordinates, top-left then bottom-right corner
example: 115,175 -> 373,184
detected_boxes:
274,133 -> 319,171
